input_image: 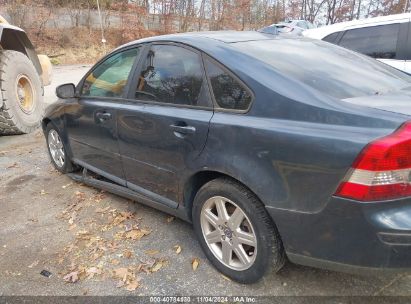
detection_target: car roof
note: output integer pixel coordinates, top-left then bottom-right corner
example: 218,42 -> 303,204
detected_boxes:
303,13 -> 411,39
118,31 -> 277,50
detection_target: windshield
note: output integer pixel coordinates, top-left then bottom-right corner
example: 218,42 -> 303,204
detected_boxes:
234,38 -> 411,99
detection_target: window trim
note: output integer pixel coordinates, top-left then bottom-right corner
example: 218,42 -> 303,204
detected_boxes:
202,54 -> 255,114
396,21 -> 410,60
77,45 -> 142,100
126,41 -> 214,111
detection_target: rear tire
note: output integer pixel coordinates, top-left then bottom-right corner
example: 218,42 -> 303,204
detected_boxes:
0,50 -> 44,135
45,123 -> 75,173
192,177 -> 285,284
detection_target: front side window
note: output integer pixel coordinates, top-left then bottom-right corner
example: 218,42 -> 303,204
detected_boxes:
136,45 -> 206,106
205,59 -> 252,111
82,48 -> 139,97
339,24 -> 400,59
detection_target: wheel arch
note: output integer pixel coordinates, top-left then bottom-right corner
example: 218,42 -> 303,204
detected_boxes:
0,27 -> 42,77
183,170 -> 267,222
41,113 -> 74,159
41,117 -> 51,132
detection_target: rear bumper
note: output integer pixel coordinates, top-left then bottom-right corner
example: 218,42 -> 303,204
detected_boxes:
266,197 -> 411,273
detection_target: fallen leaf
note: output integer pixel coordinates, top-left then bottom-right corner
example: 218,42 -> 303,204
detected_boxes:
75,191 -> 86,202
76,230 -> 91,239
174,245 -> 182,254
166,216 -> 175,223
111,213 -> 130,226
221,274 -> 231,281
7,162 -> 18,169
112,268 -> 129,281
68,224 -> 77,231
120,211 -> 134,219
139,257 -> 156,268
145,249 -> 159,256
62,183 -> 73,189
125,229 -> 150,240
151,262 -> 163,272
93,192 -> 106,203
86,267 -> 101,279
123,249 -> 133,259
192,258 -> 200,271
124,223 -> 133,232
126,280 -> 139,291
95,206 -> 110,213
28,260 -> 39,268
107,241 -> 119,251
63,271 -> 79,283
116,280 -> 125,288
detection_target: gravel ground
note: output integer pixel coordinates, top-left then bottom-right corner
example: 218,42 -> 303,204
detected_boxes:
0,65 -> 411,298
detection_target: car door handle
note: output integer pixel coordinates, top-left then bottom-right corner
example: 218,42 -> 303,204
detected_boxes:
96,112 -> 112,122
170,124 -> 196,135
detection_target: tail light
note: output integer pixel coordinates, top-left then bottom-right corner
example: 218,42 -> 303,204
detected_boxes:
335,122 -> 411,201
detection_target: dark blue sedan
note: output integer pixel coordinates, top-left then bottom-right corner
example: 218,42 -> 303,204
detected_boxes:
43,31 -> 411,283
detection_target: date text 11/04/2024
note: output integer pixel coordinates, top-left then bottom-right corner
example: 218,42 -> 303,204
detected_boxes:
149,296 -> 257,303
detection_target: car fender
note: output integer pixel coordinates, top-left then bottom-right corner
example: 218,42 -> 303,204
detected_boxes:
42,101 -> 73,157
193,150 -> 288,210
0,25 -> 46,105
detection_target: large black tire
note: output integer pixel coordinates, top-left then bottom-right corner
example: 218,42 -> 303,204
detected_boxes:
192,177 -> 285,284
0,50 -> 44,135
45,123 -> 75,173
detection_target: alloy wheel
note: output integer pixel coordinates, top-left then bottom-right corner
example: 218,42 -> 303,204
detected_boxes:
48,129 -> 65,168
200,196 -> 257,271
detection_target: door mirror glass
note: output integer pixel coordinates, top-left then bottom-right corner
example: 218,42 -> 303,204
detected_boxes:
56,83 -> 76,99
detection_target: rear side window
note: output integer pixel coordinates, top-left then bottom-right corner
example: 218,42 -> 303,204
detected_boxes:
135,44 -> 207,107
322,32 -> 340,43
205,59 -> 252,111
82,48 -> 139,97
339,24 -> 400,59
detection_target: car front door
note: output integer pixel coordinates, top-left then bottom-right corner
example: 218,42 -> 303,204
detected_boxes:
117,43 -> 213,205
65,47 -> 140,184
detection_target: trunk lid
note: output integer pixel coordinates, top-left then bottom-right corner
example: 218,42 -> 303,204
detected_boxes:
343,87 -> 411,116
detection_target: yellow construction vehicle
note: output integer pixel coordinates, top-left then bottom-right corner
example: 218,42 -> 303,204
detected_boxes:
0,15 -> 52,134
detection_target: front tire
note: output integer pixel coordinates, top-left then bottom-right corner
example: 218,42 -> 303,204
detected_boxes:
45,123 -> 74,173
0,50 -> 44,135
193,178 -> 285,284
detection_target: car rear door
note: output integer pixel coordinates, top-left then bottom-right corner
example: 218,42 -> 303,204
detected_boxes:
337,21 -> 409,72
65,47 -> 141,184
117,43 -> 213,205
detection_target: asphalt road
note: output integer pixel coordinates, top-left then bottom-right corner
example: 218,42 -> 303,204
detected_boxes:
1,65 -> 411,298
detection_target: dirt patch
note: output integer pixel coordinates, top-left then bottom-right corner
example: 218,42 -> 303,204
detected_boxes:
7,174 -> 37,187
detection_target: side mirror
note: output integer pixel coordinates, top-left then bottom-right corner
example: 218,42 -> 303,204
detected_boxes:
56,83 -> 76,99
